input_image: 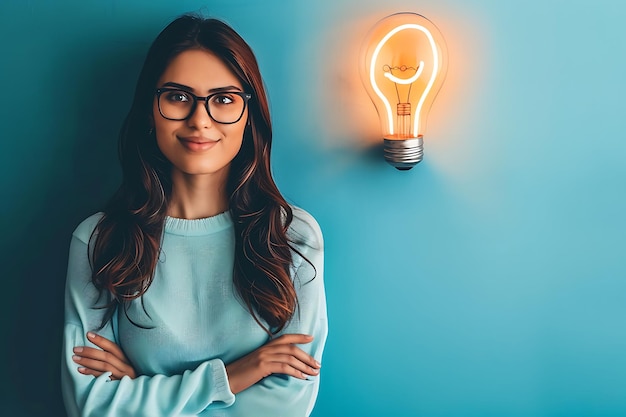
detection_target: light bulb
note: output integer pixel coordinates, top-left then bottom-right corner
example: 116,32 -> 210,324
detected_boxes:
359,12 -> 448,170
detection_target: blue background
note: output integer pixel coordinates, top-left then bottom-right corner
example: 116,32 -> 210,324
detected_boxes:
1,0 -> 625,416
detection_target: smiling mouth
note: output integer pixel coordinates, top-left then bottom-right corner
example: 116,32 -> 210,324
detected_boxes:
178,137 -> 220,151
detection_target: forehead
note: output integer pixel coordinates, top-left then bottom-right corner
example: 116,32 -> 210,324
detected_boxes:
157,49 -> 242,91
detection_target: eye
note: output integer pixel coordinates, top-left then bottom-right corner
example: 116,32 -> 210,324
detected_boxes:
212,94 -> 235,105
165,90 -> 190,103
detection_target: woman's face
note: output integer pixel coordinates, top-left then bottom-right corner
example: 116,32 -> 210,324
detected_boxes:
153,49 -> 248,179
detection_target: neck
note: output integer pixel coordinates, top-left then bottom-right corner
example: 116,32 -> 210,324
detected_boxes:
167,169 -> 229,219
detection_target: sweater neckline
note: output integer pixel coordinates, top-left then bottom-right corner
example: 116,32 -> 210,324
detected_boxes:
164,211 -> 233,236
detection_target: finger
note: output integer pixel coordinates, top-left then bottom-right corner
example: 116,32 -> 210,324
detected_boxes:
270,354 -> 320,376
86,332 -> 131,364
77,366 -> 122,381
73,355 -> 133,380
266,360 -> 313,380
266,334 -> 314,346
73,347 -> 129,372
72,354 -> 122,375
262,343 -> 321,369
72,352 -> 136,380
77,366 -> 107,378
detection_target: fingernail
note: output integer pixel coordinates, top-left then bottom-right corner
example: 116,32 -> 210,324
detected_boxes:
72,355 -> 82,362
315,360 -> 321,368
78,367 -> 86,373
87,332 -> 96,339
73,347 -> 83,353
312,368 -> 319,374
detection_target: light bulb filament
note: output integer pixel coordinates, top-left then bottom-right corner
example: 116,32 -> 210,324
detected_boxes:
383,62 -> 424,85
382,64 -> 423,137
369,23 -> 440,137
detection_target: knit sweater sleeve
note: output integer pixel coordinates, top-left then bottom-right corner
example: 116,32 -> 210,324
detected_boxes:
61,214 -> 236,417
221,206 -> 328,417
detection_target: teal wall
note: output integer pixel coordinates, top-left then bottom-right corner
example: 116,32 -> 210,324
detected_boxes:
2,0 -> 625,416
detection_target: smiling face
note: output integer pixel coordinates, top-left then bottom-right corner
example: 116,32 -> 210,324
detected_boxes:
153,49 -> 248,179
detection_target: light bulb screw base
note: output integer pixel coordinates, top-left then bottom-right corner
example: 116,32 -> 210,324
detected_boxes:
383,137 -> 423,170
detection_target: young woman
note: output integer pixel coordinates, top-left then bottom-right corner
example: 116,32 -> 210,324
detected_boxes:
61,14 -> 327,417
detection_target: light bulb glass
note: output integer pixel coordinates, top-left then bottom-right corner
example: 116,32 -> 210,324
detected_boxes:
359,12 -> 448,170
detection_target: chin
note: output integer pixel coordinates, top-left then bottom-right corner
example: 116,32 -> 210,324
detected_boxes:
175,163 -> 230,177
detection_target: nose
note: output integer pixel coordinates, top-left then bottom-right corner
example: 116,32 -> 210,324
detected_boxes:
187,100 -> 213,129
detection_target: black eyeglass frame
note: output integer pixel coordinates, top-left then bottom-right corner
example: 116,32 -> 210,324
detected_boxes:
155,88 -> 253,124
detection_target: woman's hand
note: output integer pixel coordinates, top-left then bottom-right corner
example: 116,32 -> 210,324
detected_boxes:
225,334 -> 321,394
72,332 -> 137,380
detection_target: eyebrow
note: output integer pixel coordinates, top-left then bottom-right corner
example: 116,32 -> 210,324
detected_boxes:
161,82 -> 243,93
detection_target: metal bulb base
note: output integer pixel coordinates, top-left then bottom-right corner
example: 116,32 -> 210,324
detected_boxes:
383,137 -> 423,170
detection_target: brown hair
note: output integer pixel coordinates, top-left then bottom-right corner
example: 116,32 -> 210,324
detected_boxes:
90,15 -> 302,334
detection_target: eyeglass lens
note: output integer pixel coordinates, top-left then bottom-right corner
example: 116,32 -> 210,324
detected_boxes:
158,90 -> 247,123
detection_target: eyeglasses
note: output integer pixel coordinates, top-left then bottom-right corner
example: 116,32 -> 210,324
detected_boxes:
155,88 -> 252,124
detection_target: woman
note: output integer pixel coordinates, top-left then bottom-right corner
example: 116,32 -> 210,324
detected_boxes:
61,14 -> 327,417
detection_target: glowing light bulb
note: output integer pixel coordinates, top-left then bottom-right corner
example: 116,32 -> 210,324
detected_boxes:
359,12 -> 448,170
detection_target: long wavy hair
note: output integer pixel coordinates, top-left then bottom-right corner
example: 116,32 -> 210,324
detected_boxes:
90,15 -> 299,335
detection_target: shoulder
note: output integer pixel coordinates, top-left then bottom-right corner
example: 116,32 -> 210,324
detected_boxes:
288,205 -> 323,251
72,212 -> 104,244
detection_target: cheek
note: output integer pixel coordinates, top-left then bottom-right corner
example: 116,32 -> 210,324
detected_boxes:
153,103 -> 165,132
226,125 -> 247,154
228,111 -> 248,145
221,115 -> 247,142
153,122 -> 170,153
152,103 -> 177,147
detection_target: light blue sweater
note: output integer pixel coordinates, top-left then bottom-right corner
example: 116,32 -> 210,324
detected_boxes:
61,207 -> 327,417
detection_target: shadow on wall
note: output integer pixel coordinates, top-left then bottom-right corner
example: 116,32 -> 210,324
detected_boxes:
6,38 -> 146,417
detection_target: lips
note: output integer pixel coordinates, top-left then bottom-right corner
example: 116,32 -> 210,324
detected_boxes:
178,136 -> 219,152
